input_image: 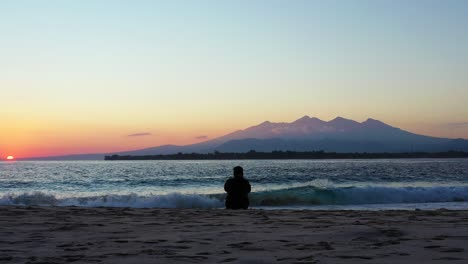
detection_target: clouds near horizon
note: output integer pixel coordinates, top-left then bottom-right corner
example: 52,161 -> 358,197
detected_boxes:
127,133 -> 152,137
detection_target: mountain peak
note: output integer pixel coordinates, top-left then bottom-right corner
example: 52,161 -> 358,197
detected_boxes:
327,116 -> 360,131
248,120 -> 275,130
292,115 -> 325,125
293,115 -> 310,123
362,118 -> 392,129
329,116 -> 356,123
364,118 -> 381,123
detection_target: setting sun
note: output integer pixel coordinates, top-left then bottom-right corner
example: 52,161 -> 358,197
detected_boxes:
6,156 -> 14,160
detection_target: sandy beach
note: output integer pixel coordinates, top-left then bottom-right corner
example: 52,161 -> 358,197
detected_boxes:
1,206 -> 468,263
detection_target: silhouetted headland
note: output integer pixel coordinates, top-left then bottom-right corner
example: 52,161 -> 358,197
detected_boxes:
104,150 -> 468,160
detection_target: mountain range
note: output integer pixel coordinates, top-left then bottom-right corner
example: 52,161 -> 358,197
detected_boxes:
25,116 -> 468,160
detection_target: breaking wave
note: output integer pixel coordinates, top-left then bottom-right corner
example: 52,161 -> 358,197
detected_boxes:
250,185 -> 468,206
0,192 -> 223,208
2,184 -> 468,208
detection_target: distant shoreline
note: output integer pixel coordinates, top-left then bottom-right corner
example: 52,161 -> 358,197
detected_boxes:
104,150 -> 468,160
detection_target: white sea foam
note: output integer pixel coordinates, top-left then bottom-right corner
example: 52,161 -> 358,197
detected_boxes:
0,192 -> 223,208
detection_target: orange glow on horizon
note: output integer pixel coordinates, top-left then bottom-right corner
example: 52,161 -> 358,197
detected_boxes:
2,115 -> 468,158
6,156 -> 14,160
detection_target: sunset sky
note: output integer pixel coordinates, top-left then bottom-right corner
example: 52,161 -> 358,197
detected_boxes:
1,0 -> 468,158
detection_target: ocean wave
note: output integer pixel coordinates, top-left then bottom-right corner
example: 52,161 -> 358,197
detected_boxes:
0,192 -> 223,208
250,185 -> 468,206
2,184 -> 468,208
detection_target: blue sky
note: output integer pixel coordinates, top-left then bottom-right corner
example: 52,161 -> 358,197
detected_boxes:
1,0 -> 468,156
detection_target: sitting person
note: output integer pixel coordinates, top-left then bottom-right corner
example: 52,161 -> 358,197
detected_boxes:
224,166 -> 251,209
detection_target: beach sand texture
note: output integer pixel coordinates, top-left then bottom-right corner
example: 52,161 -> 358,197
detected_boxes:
1,206 -> 468,263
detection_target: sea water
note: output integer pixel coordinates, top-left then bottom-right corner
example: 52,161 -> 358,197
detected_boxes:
1,159 -> 468,210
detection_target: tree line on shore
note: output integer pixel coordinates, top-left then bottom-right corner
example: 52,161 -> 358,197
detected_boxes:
104,150 -> 468,160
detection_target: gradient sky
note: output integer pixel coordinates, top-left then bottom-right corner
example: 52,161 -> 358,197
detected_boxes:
1,0 -> 468,158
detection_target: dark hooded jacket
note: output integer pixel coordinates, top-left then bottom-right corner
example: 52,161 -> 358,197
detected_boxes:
224,175 -> 251,209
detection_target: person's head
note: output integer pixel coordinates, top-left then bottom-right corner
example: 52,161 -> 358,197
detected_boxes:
233,166 -> 244,179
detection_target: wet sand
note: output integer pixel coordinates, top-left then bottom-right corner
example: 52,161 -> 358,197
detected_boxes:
1,206 -> 468,263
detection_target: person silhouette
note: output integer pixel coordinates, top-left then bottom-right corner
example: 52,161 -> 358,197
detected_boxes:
224,166 -> 251,209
